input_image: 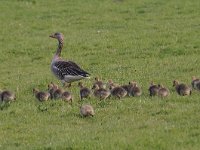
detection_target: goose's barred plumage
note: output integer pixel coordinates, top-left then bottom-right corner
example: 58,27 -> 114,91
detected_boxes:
50,33 -> 90,85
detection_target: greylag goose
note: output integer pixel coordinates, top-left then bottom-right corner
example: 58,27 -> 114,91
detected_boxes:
80,104 -> 94,117
129,81 -> 142,97
49,32 -> 90,87
158,84 -> 170,98
33,88 -> 50,102
92,84 -> 110,100
173,80 -> 191,96
191,76 -> 200,90
78,82 -> 91,100
149,82 -> 160,96
1,90 -> 16,102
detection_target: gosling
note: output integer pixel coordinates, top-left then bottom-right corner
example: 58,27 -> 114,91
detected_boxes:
110,85 -> 127,99
107,79 -> 120,90
129,81 -> 142,97
48,82 -> 59,99
149,82 -> 160,96
62,91 -> 73,103
1,90 -> 16,102
33,88 -> 50,102
158,84 -> 170,98
121,83 -> 131,96
93,77 -> 106,88
52,88 -> 64,99
191,76 -> 200,90
78,82 -> 91,100
80,104 -> 94,117
173,80 -> 191,96
92,84 -> 110,100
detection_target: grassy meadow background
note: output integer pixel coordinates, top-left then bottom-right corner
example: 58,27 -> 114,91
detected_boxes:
0,0 -> 200,149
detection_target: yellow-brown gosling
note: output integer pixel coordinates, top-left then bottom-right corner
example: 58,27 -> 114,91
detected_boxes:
191,76 -> 200,90
173,80 -> 191,96
78,82 -> 91,100
62,91 -> 73,103
52,87 -> 64,99
109,84 -> 127,99
93,77 -> 106,89
129,81 -> 142,97
196,82 -> 200,91
80,104 -> 94,117
107,79 -> 120,89
92,84 -> 110,100
33,88 -> 50,102
148,82 -> 160,96
48,82 -> 59,99
158,84 -> 170,98
121,83 -> 131,96
1,90 -> 16,102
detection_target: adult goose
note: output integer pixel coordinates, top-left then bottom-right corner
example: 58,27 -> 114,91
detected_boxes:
49,32 -> 90,87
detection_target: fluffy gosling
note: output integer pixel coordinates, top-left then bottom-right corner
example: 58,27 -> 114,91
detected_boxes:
149,82 -> 160,96
110,84 -> 127,99
52,87 -> 64,99
33,88 -> 50,102
80,104 -> 94,117
158,84 -> 170,98
93,77 -> 106,89
62,91 -> 73,103
48,82 -> 59,99
1,90 -> 16,102
121,84 -> 130,96
191,76 -> 200,90
92,84 -> 110,100
173,80 -> 191,96
78,82 -> 91,100
129,81 -> 142,97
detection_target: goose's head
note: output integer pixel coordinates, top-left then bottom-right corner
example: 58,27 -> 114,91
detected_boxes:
49,32 -> 64,41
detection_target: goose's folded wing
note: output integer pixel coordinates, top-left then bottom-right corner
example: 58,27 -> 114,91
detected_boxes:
53,61 -> 90,78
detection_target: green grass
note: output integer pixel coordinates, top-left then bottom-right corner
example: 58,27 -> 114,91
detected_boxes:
0,0 -> 200,149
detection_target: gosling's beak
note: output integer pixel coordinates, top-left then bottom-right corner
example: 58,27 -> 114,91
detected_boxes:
49,34 -> 55,38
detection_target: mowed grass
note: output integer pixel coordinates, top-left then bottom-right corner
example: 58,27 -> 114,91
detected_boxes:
0,0 -> 200,149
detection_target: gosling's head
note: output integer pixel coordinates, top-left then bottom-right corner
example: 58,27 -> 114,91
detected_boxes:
33,88 -> 39,94
150,81 -> 156,86
158,84 -> 164,88
129,81 -> 137,86
192,76 -> 197,80
92,84 -> 99,90
78,82 -> 83,88
173,80 -> 179,87
94,77 -> 100,81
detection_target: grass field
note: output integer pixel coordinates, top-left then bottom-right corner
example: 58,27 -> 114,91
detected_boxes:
0,0 -> 200,149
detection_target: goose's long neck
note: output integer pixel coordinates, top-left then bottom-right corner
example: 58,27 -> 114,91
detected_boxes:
55,39 -> 64,57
